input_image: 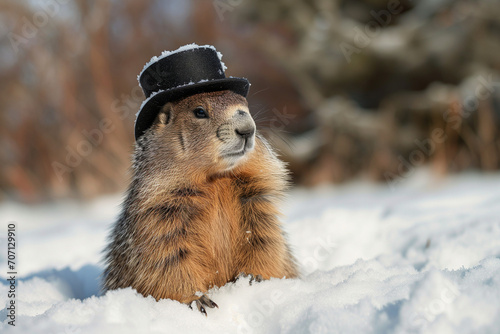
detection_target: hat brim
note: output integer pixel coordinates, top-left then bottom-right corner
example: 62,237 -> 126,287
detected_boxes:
135,77 -> 250,140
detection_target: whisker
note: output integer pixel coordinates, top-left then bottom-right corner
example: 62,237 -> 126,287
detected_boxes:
262,128 -> 295,153
250,108 -> 268,121
249,87 -> 270,97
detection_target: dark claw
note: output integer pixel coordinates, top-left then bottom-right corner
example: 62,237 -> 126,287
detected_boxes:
191,294 -> 218,316
249,274 -> 263,286
199,294 -> 217,309
196,299 -> 207,316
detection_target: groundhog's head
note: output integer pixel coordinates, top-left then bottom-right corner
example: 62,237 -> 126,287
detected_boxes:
149,90 -> 256,174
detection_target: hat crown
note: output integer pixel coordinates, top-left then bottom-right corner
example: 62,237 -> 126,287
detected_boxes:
139,47 -> 225,99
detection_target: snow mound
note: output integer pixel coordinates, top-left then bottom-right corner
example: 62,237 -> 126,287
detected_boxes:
1,172 -> 500,333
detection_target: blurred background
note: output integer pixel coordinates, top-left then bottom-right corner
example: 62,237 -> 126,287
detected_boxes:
1,0 -> 499,203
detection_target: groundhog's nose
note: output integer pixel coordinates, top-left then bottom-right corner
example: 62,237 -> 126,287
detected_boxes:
234,109 -> 255,139
235,127 -> 255,139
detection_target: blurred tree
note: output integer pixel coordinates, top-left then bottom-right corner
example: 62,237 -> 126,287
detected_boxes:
0,0 -> 499,202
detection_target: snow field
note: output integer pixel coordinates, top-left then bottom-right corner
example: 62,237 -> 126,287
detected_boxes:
1,171 -> 500,333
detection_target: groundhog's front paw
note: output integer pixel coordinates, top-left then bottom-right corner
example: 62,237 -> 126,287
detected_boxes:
237,272 -> 263,285
189,294 -> 218,316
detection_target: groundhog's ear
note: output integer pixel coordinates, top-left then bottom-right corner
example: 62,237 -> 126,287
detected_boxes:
155,103 -> 172,125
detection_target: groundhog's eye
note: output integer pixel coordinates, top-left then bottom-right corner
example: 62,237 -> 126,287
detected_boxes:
193,107 -> 208,119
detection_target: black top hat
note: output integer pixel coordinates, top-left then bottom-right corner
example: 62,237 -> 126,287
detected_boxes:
135,44 -> 250,140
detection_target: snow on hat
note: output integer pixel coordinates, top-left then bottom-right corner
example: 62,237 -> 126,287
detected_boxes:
134,43 -> 250,140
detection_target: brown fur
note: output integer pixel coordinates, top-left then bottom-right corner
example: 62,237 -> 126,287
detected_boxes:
103,90 -> 298,305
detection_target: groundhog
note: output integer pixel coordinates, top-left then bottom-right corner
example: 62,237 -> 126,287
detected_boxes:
103,90 -> 298,314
